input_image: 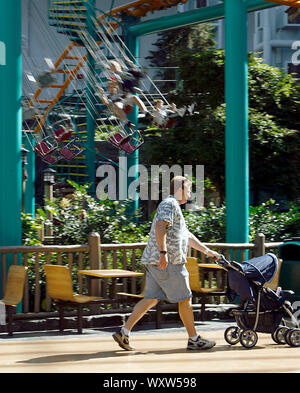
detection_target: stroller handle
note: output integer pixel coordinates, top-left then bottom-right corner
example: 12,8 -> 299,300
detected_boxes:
216,254 -> 230,268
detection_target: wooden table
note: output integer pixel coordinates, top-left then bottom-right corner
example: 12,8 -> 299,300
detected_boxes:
198,263 -> 225,270
78,269 -> 144,298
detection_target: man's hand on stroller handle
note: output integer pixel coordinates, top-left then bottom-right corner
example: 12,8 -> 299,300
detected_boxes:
206,250 -> 221,260
216,254 -> 230,267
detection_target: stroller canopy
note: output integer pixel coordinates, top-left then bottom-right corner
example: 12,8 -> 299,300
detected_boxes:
238,253 -> 278,286
226,253 -> 278,304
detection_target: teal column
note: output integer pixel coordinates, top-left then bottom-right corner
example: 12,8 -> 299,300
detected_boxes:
0,0 -> 22,294
126,32 -> 139,219
224,0 -> 249,246
86,0 -> 96,195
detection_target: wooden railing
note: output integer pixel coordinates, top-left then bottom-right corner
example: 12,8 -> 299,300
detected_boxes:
0,232 -> 282,317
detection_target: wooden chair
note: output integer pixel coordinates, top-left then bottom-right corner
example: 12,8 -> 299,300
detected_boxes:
44,264 -> 103,334
186,257 -> 226,320
116,266 -> 146,300
0,265 -> 28,336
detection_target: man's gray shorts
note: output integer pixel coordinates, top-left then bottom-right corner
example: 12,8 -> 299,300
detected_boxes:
143,263 -> 192,303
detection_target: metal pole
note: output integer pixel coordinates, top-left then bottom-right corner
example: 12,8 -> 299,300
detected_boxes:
23,132 -> 35,216
120,15 -> 140,219
225,0 -> 249,246
86,0 -> 96,195
0,0 -> 22,301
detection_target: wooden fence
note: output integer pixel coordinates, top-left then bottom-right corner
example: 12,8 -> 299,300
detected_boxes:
0,232 -> 282,318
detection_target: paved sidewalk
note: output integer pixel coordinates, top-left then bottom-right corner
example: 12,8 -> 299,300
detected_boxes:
0,320 -> 299,373
0,320 -> 234,342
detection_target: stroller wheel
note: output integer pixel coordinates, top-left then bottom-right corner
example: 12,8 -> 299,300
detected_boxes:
274,326 -> 289,345
240,329 -> 258,349
285,329 -> 300,347
284,329 -> 293,346
271,329 -> 280,344
224,326 -> 241,345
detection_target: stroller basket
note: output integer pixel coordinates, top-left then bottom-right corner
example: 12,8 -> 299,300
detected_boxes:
232,308 -> 283,334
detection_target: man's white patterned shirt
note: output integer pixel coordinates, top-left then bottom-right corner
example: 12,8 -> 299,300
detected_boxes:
141,195 -> 190,265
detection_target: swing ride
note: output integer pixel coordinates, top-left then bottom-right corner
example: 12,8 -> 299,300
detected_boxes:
22,0 -> 193,181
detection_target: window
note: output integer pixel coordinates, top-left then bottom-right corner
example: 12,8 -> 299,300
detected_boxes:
257,12 -> 262,28
196,0 -> 207,8
288,63 -> 300,79
257,29 -> 263,44
177,3 -> 185,12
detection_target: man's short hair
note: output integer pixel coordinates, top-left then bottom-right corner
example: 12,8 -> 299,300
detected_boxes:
170,176 -> 192,196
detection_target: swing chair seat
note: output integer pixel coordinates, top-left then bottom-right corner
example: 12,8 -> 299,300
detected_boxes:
165,118 -> 177,128
123,105 -> 133,114
119,140 -> 137,154
59,138 -> 83,161
54,127 -> 73,142
119,131 -> 144,154
153,121 -> 166,129
108,132 -> 130,148
34,138 -> 57,157
42,153 -> 61,165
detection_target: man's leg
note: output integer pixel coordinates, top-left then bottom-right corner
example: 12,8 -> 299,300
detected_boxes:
178,298 -> 197,337
178,298 -> 216,350
113,298 -> 158,351
125,298 -> 159,330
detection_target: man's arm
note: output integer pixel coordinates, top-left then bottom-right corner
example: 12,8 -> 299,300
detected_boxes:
155,220 -> 169,270
188,231 -> 220,259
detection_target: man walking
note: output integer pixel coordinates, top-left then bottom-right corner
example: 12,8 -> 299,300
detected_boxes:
113,176 -> 220,351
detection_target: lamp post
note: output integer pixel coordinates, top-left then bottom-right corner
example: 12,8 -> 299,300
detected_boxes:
21,145 -> 29,213
43,168 -> 56,240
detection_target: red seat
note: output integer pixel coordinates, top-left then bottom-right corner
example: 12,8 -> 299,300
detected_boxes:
54,127 -> 72,142
119,140 -> 137,154
119,130 -> 144,154
34,139 -> 56,157
59,138 -> 83,161
123,105 -> 132,114
108,132 -> 130,148
42,154 -> 61,164
165,118 -> 176,128
59,147 -> 76,160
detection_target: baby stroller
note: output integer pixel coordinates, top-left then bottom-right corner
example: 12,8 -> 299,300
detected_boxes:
217,253 -> 300,348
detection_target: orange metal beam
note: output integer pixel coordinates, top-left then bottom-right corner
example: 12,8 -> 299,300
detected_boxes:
100,0 -> 188,19
33,53 -> 88,134
264,0 -> 300,7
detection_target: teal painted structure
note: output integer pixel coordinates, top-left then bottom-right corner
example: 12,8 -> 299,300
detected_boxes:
127,0 -> 276,36
0,0 -> 22,300
23,133 -> 35,216
224,0 -> 249,245
123,17 -> 140,218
